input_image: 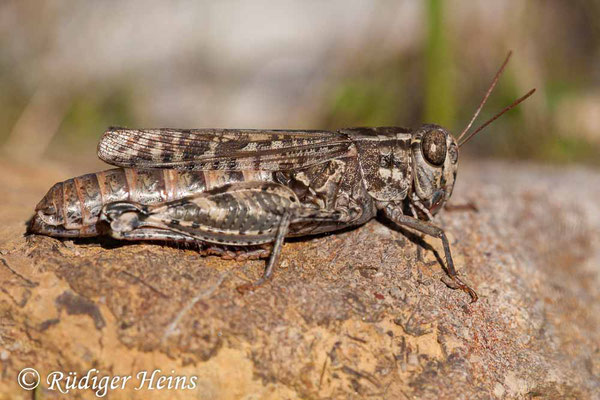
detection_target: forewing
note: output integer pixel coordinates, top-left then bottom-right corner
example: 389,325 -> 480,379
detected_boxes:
97,127 -> 352,171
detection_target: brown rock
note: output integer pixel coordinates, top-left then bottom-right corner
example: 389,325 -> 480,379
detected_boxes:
0,159 -> 599,399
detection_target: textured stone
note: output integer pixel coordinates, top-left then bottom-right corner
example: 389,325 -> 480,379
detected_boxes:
0,159 -> 599,399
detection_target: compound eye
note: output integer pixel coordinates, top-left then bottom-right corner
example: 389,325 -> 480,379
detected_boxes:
421,129 -> 447,166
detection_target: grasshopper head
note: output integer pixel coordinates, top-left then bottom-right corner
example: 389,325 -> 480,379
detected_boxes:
410,124 -> 459,215
410,52 -> 536,218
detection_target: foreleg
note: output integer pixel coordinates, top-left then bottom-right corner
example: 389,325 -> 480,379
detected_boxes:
384,205 -> 478,302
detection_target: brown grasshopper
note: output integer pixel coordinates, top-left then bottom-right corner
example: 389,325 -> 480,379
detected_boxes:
30,52 -> 534,302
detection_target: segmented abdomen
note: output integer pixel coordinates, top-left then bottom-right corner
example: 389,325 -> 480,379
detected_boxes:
32,168 -> 273,237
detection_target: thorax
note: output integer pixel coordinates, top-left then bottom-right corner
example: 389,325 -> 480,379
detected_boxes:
344,127 -> 414,208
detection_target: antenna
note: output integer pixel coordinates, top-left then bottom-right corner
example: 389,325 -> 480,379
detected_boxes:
457,51 -> 514,143
458,88 -> 536,147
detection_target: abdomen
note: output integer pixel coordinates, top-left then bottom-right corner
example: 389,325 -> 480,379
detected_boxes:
29,168 -> 273,237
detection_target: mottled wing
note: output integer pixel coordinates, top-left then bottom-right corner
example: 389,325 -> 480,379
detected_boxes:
97,127 -> 353,171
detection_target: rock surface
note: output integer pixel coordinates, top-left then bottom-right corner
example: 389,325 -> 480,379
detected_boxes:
0,158 -> 599,399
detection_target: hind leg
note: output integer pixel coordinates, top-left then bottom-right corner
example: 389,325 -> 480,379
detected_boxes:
236,206 -> 355,293
112,228 -> 196,243
204,245 -> 270,260
236,212 -> 291,293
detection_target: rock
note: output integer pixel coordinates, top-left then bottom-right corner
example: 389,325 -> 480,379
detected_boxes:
0,159 -> 599,399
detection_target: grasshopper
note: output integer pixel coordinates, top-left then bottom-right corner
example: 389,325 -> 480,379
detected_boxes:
30,52 -> 534,302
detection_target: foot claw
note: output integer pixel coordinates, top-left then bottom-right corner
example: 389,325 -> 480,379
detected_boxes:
235,277 -> 267,295
442,276 -> 478,303
236,283 -> 255,295
462,285 -> 479,303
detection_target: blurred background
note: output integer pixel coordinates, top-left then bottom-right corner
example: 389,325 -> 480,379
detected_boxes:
0,0 -> 599,176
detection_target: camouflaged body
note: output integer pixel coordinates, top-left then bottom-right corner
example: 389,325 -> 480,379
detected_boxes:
30,160 -> 371,239
30,125 -> 459,240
